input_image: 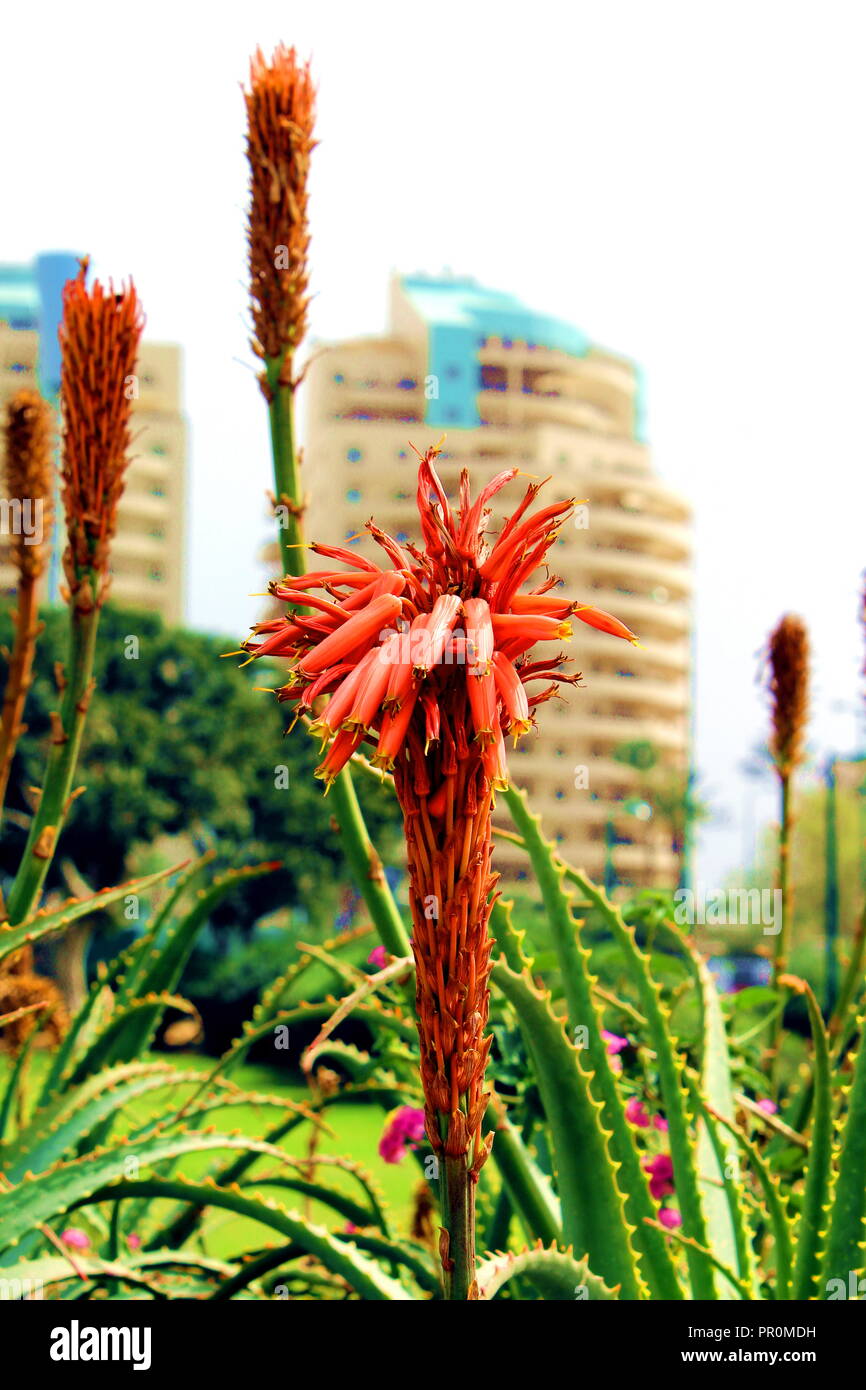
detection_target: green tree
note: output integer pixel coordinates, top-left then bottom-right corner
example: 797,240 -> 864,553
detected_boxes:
0,604 -> 400,931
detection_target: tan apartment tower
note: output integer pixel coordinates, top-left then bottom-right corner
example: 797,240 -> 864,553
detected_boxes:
302,274 -> 693,890
0,254 -> 186,623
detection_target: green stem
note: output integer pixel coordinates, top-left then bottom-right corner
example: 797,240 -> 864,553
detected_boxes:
440,1154 -> 475,1300
5,604 -> 100,926
265,361 -> 304,575
767,771 -> 794,1088
328,769 -> 410,957
261,355 -> 410,961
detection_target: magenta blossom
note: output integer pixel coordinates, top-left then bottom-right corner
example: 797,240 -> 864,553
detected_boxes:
378,1105 -> 425,1164
659,1206 -> 682,1230
61,1227 -> 90,1251
602,1030 -> 629,1054
367,945 -> 387,970
644,1153 -> 675,1201
756,1098 -> 777,1115
126,1233 -> 142,1251
625,1097 -> 651,1128
654,1114 -> 669,1133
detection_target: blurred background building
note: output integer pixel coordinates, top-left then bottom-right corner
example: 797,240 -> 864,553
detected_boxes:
0,252 -> 187,623
302,272 -> 693,888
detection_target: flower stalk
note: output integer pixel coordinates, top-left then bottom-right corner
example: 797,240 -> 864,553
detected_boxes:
4,263 -> 143,927
244,44 -> 410,961
765,613 -> 809,1081
243,444 -> 636,1295
245,44 -> 315,571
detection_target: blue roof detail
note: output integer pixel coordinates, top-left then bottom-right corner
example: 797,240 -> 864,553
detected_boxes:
399,274 -> 592,429
0,252 -> 82,396
35,252 -> 81,396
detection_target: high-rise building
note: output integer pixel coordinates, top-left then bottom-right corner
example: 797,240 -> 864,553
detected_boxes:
0,253 -> 186,624
302,273 -> 693,889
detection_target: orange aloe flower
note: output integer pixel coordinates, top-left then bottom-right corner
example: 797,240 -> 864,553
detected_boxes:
245,44 -> 316,390
59,260 -> 143,613
244,445 -> 638,1186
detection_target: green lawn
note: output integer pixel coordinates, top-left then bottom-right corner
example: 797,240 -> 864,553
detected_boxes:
2,1052 -> 421,1262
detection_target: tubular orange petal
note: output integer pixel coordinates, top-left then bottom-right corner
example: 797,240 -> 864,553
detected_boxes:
315,728 -> 366,786
298,593 -> 403,677
574,604 -> 638,644
509,592 -> 573,619
466,667 -> 498,748
412,594 -> 462,676
373,684 -> 420,769
491,613 -> 572,651
345,634 -> 400,729
463,597 -> 494,676
492,651 -> 532,738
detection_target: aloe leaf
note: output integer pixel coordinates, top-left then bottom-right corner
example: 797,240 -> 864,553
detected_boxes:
787,977 -> 833,1300
113,853 -> 216,1006
648,1222 -> 752,1300
486,1098 -> 562,1246
0,865 -> 180,967
60,993 -> 195,1087
0,1019 -> 42,1141
691,939 -> 747,1294
240,1175 -> 380,1231
337,1231 -> 440,1295
502,785 -> 682,1300
491,960 -> 642,1298
78,1174 -> 413,1300
684,1074 -> 756,1299
822,1009 -> 866,1292
247,1151 -> 391,1235
475,1244 -> 620,1301
0,1130 -> 304,1255
489,895 -> 534,973
569,872 -> 715,1298
0,1248 -> 237,1297
699,1098 -> 795,1299
137,862 -> 280,999
1,1062 -> 205,1181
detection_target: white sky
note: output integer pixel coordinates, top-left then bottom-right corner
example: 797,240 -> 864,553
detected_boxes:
3,0 -> 865,884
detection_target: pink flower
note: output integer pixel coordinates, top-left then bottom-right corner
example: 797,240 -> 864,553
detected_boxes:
625,1097 -> 651,1128
378,1105 -> 425,1164
126,1233 -> 141,1251
659,1206 -> 682,1230
602,1030 -> 629,1074
756,1098 -> 777,1115
644,1153 -> 675,1201
61,1227 -> 90,1251
654,1115 -> 669,1133
367,945 -> 387,970
344,1222 -> 359,1234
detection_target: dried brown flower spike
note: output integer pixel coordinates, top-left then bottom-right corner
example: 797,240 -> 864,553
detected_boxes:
767,614 -> 810,778
59,260 -> 144,613
245,44 -> 316,390
0,390 -> 55,808
3,389 -> 54,580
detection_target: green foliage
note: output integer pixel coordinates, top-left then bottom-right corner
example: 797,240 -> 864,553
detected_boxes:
0,603 -> 400,927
